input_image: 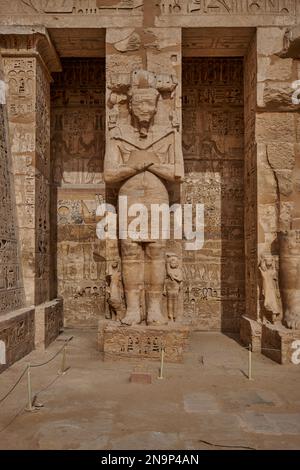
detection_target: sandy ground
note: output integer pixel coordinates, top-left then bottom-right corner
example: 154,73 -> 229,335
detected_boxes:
0,329 -> 300,450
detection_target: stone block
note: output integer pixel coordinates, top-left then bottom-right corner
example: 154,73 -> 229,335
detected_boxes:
35,298 -> 64,350
240,316 -> 262,353
130,372 -> 152,384
256,114 -> 295,143
261,323 -> 300,364
257,28 -> 286,56
98,321 -> 190,363
0,307 -> 35,373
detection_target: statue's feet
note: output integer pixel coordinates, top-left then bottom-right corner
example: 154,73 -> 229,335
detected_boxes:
285,310 -> 300,330
147,307 -> 168,326
121,310 -> 141,326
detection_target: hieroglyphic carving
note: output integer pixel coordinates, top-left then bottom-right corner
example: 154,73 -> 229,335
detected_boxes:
0,56 -> 24,316
244,35 -> 258,323
52,59 -> 105,186
182,57 -> 244,332
4,54 -> 52,305
99,322 -> 190,362
45,299 -> 63,347
11,0 -> 143,14
159,0 -> 296,15
0,309 -> 34,372
52,59 -> 106,327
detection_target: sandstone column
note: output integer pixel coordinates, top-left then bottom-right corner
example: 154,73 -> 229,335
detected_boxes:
241,27 -> 300,363
0,51 -> 35,371
0,27 -> 63,349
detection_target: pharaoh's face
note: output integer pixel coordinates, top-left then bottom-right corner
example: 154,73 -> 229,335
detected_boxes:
169,257 -> 179,269
131,89 -> 158,125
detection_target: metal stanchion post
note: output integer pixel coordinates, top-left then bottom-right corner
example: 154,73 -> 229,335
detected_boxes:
25,364 -> 35,412
158,347 -> 165,380
248,344 -> 253,381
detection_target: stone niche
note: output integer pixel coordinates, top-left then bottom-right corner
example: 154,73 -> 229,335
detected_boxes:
182,56 -> 245,333
51,58 -> 107,328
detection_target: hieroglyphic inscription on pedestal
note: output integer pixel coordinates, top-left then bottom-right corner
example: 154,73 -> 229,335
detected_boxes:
51,59 -> 106,327
182,58 -> 245,332
99,322 -> 190,363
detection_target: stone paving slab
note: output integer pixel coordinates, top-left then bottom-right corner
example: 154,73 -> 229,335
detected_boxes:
184,393 -> 220,413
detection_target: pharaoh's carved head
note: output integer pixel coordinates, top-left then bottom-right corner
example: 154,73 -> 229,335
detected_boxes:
129,88 -> 159,137
109,68 -> 177,138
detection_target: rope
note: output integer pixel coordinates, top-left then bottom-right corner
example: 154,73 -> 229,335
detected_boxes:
0,366 -> 28,405
0,337 -> 73,404
30,337 -> 73,368
30,344 -> 65,368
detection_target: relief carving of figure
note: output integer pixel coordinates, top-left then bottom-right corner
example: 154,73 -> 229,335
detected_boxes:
280,230 -> 300,330
104,69 -> 184,327
164,253 -> 183,322
259,255 -> 283,324
106,261 -> 126,321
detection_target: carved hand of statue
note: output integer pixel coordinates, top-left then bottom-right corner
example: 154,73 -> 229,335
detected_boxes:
132,162 -> 154,174
148,163 -> 182,182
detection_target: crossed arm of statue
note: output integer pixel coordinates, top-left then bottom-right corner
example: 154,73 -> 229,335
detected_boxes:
104,134 -> 184,184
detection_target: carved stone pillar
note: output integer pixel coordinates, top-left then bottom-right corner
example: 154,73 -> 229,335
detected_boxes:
241,27 -> 300,363
99,27 -> 188,362
0,52 -> 34,372
0,27 -> 63,350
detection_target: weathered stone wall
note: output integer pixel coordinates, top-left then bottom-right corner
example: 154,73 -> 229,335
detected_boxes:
51,59 -> 106,327
182,57 -> 245,332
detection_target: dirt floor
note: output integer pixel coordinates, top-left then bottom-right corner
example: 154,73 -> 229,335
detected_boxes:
0,329 -> 300,450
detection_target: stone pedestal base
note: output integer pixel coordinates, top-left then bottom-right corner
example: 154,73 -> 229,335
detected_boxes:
98,321 -> 190,363
0,307 -> 35,373
240,316 -> 262,352
262,323 -> 300,364
35,298 -> 64,349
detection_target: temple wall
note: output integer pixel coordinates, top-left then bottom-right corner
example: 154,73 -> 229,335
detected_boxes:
182,57 -> 245,332
51,59 -> 106,327
0,1 -> 299,365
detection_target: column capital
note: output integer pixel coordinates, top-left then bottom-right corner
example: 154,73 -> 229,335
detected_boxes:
0,26 -> 61,75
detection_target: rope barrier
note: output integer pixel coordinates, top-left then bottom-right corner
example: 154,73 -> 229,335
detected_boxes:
30,336 -> 73,369
0,366 -> 28,405
30,344 -> 66,369
0,337 -> 73,407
